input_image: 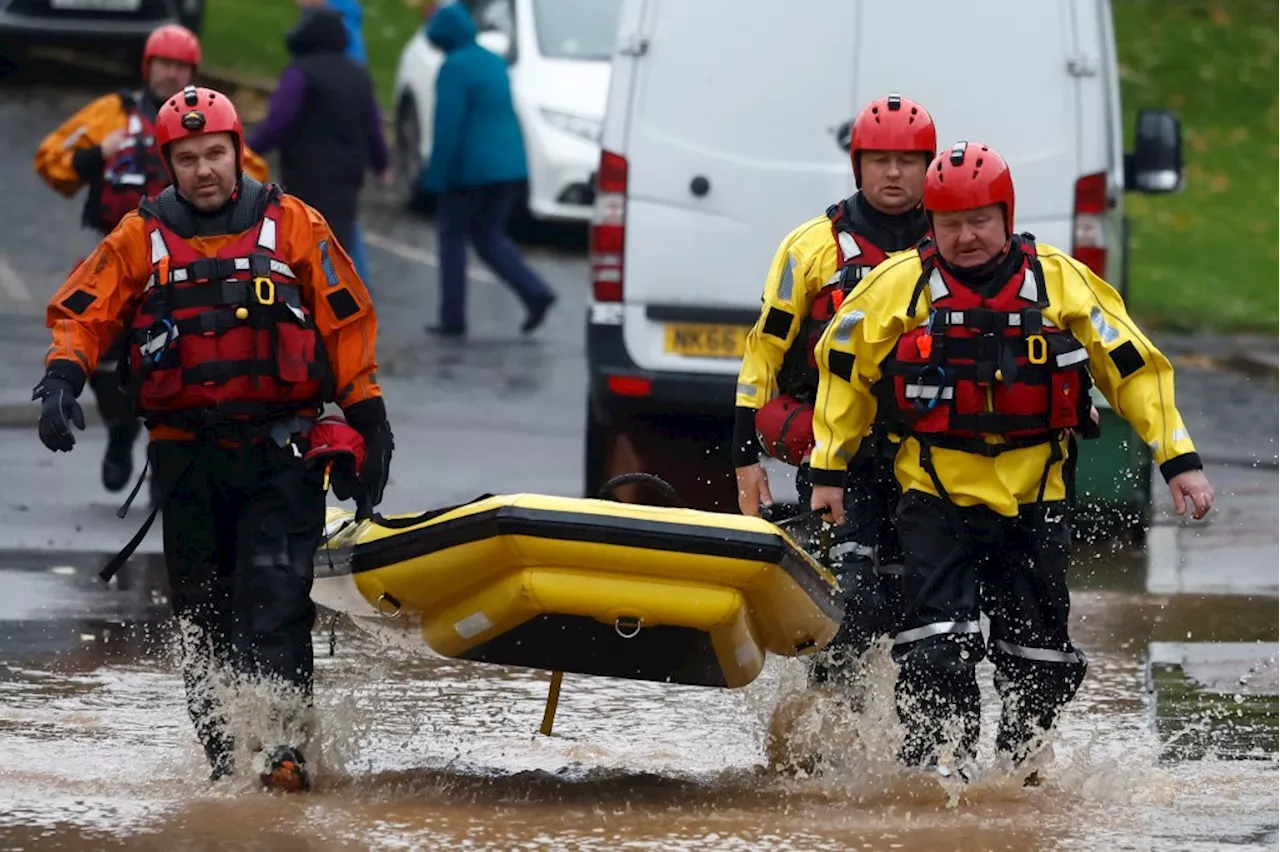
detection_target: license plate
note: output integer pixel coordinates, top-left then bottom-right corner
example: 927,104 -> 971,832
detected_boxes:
50,0 -> 142,10
663,323 -> 749,359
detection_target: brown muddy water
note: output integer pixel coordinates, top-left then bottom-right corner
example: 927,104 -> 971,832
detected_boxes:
0,546 -> 1275,852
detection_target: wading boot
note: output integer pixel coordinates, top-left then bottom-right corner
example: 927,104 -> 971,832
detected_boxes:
101,420 -> 141,492
260,745 -> 311,793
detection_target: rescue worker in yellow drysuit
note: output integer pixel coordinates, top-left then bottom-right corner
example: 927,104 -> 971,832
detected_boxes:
732,94 -> 937,691
809,140 -> 1215,783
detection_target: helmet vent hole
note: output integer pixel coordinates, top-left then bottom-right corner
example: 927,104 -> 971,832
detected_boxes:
975,158 -> 984,167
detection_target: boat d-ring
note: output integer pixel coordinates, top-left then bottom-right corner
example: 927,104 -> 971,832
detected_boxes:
375,592 -> 402,618
614,616 -> 642,639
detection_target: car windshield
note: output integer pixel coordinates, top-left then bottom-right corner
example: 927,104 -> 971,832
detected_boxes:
532,0 -> 622,61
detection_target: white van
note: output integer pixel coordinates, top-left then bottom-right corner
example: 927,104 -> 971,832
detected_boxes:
583,0 -> 1182,521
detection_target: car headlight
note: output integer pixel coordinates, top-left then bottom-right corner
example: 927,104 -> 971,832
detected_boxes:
539,109 -> 601,144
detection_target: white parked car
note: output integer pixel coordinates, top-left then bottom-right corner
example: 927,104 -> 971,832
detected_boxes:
391,0 -> 622,222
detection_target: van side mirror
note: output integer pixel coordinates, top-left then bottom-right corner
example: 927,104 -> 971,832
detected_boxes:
1125,108 -> 1183,193
476,29 -> 513,62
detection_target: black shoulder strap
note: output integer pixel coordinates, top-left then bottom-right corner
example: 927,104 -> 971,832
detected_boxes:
906,240 -> 938,319
1018,232 -> 1049,307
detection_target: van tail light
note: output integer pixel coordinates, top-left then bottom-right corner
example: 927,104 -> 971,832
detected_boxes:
591,150 -> 627,302
606,375 -> 651,397
1072,171 -> 1108,277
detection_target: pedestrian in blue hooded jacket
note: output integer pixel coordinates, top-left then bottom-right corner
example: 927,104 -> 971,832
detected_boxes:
421,2 -> 556,337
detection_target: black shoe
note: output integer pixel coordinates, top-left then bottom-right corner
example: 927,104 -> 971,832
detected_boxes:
260,745 -> 311,792
521,295 -> 556,334
425,323 -> 467,338
101,421 -> 140,492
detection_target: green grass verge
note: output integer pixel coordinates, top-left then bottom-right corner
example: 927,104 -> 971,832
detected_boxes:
1114,0 -> 1276,333
201,0 -> 424,110
203,0 -> 1277,334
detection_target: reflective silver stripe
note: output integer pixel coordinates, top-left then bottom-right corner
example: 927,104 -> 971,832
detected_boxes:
234,258 -> 250,270
991,639 -> 1081,665
737,383 -> 759,399
830,541 -> 874,560
876,562 -> 905,576
777,254 -> 796,301
1172,427 -> 1190,443
115,173 -> 146,187
1008,312 -> 1022,326
60,126 -> 88,150
140,326 -> 177,357
127,113 -> 142,134
149,229 -> 169,263
1056,348 -> 1089,367
947,311 -> 965,325
833,309 -> 864,343
257,216 -> 278,251
832,446 -> 852,463
927,268 -> 948,301
826,271 -> 843,286
894,620 -> 982,645
1018,268 -> 1038,301
172,268 -> 189,282
270,260 -> 296,278
837,231 -> 861,261
904,384 -> 953,400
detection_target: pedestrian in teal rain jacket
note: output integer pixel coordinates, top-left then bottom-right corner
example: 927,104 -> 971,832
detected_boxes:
421,2 -> 555,337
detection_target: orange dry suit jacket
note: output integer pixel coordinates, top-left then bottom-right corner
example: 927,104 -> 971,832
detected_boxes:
44,184 -> 381,443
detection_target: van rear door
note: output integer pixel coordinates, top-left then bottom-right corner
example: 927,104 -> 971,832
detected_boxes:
849,0 -> 1085,251
616,0 -> 857,375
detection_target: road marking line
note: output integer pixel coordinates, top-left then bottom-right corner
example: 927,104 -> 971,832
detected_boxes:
363,230 -> 499,284
0,255 -> 32,303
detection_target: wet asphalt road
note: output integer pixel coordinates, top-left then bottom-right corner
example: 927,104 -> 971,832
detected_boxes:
0,57 -> 1275,851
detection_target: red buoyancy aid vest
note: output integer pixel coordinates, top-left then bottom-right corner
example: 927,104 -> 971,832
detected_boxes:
774,200 -> 893,405
881,236 -> 1091,456
97,93 -> 169,234
126,186 -> 330,420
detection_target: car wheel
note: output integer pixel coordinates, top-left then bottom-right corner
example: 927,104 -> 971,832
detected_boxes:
178,0 -> 205,34
394,95 -> 432,214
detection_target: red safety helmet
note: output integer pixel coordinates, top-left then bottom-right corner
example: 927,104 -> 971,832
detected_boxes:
155,85 -> 243,179
924,141 -> 1016,235
849,93 -> 937,188
754,395 -> 816,467
142,23 -> 201,78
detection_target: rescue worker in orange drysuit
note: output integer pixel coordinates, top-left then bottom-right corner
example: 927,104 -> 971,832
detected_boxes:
809,141 -> 1215,782
33,86 -> 391,793
33,24 -> 269,497
732,94 -> 937,691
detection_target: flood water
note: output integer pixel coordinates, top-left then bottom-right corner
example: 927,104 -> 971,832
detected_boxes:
0,544 -> 1275,852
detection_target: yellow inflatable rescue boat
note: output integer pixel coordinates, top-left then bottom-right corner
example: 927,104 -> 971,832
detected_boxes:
312,490 -> 842,689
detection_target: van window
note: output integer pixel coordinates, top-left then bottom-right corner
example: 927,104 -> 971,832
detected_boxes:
533,0 -> 622,61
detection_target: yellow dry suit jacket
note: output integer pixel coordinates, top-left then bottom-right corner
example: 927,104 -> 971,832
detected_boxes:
809,242 -> 1201,517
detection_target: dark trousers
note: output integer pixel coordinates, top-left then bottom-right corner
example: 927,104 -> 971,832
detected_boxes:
436,180 -> 555,330
892,491 -> 1087,768
798,440 -> 905,689
152,437 -> 325,773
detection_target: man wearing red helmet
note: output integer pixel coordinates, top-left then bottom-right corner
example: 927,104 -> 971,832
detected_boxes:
32,85 -> 390,794
809,140 -> 1214,783
732,93 -> 937,690
34,24 -> 269,499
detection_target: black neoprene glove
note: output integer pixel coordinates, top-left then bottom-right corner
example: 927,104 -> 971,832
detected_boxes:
33,367 -> 87,453
343,397 -> 394,512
